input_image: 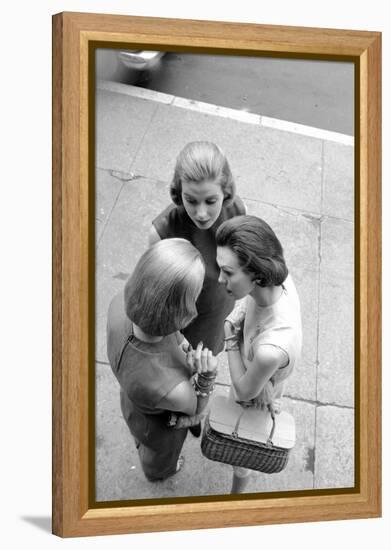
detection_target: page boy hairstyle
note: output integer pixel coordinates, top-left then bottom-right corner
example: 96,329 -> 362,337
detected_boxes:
170,141 -> 236,206
124,239 -> 205,336
216,215 -> 288,287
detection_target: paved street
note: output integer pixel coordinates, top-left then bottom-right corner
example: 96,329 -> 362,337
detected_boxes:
94,80 -> 354,502
96,50 -> 355,134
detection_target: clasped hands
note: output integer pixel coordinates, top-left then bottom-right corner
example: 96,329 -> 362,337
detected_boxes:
173,341 -> 218,430
182,340 -> 218,377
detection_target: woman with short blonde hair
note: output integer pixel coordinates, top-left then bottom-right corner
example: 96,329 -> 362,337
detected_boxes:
107,238 -> 218,482
124,238 -> 204,336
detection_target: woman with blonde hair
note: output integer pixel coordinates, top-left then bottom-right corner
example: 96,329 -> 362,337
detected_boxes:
107,238 -> 218,481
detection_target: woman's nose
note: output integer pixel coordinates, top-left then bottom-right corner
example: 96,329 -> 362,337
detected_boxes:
196,205 -> 207,220
218,271 -> 225,284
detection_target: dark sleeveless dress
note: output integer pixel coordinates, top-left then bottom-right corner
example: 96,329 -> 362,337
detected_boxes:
107,292 -> 193,481
152,197 -> 245,354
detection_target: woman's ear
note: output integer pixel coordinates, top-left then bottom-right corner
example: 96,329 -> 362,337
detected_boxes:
222,185 -> 235,206
170,184 -> 182,205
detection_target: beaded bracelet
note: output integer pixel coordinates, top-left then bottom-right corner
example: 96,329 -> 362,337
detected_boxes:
193,375 -> 215,390
197,373 -> 217,386
225,342 -> 240,352
196,380 -> 216,392
194,387 -> 214,397
223,334 -> 238,343
197,371 -> 217,381
196,382 -> 215,392
192,376 -> 214,397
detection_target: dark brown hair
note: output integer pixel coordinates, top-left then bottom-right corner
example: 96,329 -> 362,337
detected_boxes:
216,215 -> 288,287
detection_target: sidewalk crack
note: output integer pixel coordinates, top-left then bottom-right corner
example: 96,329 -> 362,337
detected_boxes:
284,393 -> 353,409
96,179 -> 126,248
315,217 -> 322,405
108,169 -> 143,182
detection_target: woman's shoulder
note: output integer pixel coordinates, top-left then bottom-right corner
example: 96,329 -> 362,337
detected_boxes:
152,204 -> 187,238
106,291 -> 132,370
223,195 -> 246,218
152,203 -> 175,236
107,291 -> 127,330
253,342 -> 287,371
282,275 -> 301,314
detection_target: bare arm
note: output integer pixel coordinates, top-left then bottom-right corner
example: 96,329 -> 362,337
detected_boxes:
227,346 -> 282,401
158,380 -> 198,416
224,323 -> 284,401
157,342 -> 218,420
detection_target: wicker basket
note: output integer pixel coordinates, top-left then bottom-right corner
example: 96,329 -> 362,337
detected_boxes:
201,395 -> 295,473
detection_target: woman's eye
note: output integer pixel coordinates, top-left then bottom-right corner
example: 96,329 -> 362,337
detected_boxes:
206,200 -> 217,205
184,198 -> 196,205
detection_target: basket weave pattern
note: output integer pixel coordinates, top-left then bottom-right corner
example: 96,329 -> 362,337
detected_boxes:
201,416 -> 290,473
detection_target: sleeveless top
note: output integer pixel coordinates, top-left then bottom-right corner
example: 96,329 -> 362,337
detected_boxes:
152,196 -> 246,353
107,292 -> 193,449
239,275 -> 302,406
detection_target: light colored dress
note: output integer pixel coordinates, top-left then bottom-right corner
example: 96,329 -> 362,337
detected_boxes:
229,274 -> 302,408
227,274 -> 302,477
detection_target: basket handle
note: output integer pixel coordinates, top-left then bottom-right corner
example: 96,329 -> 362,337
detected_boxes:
232,405 -> 276,446
232,409 -> 245,438
266,406 -> 276,446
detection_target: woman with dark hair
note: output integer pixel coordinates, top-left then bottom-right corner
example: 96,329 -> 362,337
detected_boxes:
149,141 -> 246,355
215,215 -> 302,493
107,238 -> 218,482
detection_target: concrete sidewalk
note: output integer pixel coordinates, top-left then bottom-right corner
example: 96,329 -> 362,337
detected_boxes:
94,81 -> 354,502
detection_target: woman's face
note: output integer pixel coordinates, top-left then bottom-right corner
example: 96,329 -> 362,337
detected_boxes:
181,179 -> 225,230
216,246 -> 255,300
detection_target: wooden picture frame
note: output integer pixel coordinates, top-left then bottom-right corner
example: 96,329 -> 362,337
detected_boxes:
52,11 -> 381,538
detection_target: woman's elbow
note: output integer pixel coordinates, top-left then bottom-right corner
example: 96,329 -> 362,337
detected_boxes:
234,385 -> 255,402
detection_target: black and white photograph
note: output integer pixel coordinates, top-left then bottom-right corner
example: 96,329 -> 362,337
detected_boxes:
94,47 -> 355,502
3,0 -> 388,545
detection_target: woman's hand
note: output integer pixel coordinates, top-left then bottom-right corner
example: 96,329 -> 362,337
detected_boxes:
181,341 -> 218,377
224,300 -> 246,336
181,341 -> 197,374
174,413 -> 205,429
224,317 -> 244,341
224,319 -> 240,338
257,381 -> 275,409
193,341 -> 218,377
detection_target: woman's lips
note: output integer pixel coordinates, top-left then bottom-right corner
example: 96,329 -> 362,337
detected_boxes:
196,220 -> 210,227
